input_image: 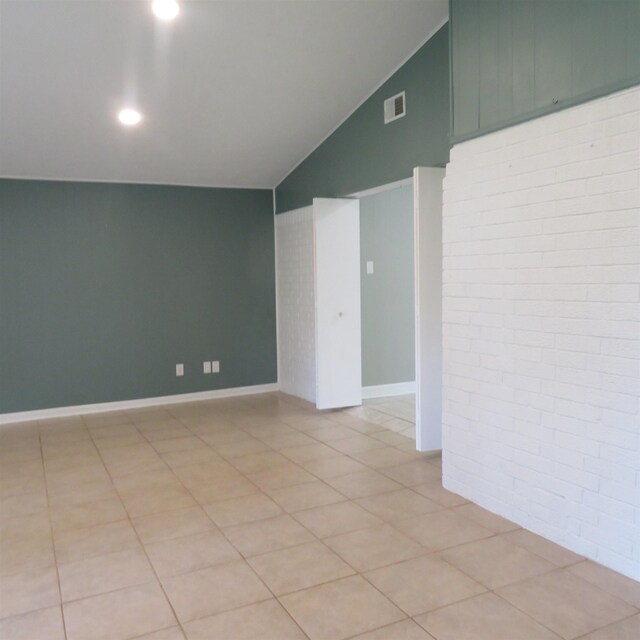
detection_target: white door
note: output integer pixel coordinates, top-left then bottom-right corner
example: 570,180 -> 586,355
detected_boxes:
414,167 -> 445,451
313,198 -> 362,410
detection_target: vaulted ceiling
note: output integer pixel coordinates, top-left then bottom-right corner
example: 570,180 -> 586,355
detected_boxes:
0,0 -> 448,188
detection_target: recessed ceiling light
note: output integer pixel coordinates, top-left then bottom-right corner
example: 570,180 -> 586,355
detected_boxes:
152,0 -> 180,21
118,109 -> 142,126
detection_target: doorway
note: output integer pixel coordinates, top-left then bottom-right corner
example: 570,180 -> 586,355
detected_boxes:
350,179 -> 417,440
275,167 -> 443,452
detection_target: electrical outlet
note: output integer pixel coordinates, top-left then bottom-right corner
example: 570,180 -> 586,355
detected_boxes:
176,363 -> 184,376
211,360 -> 220,373
366,260 -> 374,275
203,361 -> 212,374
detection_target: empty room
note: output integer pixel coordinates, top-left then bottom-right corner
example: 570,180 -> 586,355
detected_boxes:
0,1 -> 638,639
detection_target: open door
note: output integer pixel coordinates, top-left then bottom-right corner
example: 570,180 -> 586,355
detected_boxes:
414,167 -> 445,451
313,198 -> 362,410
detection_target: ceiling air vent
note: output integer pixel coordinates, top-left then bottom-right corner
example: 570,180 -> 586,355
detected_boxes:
384,91 -> 406,124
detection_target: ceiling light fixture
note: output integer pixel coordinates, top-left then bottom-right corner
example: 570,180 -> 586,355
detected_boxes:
118,109 -> 142,126
152,0 -> 180,21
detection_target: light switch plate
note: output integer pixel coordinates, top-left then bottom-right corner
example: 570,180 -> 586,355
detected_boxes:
366,260 -> 374,274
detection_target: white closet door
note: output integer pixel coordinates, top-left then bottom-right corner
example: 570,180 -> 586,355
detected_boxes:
313,198 -> 362,410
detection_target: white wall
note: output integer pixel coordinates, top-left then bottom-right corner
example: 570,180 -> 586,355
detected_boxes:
442,86 -> 640,580
275,207 -> 316,403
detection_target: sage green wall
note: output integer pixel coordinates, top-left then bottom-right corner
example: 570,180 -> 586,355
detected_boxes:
0,179 -> 276,414
450,0 -> 640,141
360,185 -> 415,387
276,24 -> 450,213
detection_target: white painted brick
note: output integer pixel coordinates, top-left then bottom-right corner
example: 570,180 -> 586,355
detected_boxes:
275,208 -> 316,403
443,86 -> 640,580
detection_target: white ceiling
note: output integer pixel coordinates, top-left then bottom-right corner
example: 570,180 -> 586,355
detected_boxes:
0,0 -> 448,189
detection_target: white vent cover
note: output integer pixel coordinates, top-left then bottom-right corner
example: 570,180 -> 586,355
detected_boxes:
384,91 -> 406,123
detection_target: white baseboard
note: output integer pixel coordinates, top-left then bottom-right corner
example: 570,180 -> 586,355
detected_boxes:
362,381 -> 416,399
0,383 -> 280,425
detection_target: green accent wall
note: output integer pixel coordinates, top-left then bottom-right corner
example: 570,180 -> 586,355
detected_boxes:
450,0 -> 640,142
0,179 -> 276,414
276,24 -> 450,213
360,185 -> 415,387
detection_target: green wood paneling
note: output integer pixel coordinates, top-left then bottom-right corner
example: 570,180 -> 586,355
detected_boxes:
0,180 -> 276,413
511,0 -> 536,118
534,0 -> 573,110
451,0 -> 640,142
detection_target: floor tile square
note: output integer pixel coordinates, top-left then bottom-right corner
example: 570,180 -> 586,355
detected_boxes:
248,541 -> 354,595
203,493 -> 283,527
379,460 -> 441,486
577,614 -> 640,640
133,506 -> 216,544
267,480 -> 345,512
413,481 -> 468,507
0,567 -> 60,619
350,619 -> 436,639
328,435 -> 388,454
451,503 -> 520,533
215,436 -> 272,458
0,605 -> 65,640
145,530 -> 240,578
394,510 -> 493,551
59,547 -> 155,601
162,561 -> 271,623
280,575 -> 404,640
496,569 -> 637,639
568,560 -> 640,608
281,443 -> 342,464
415,592 -> 562,640
49,497 -> 127,533
299,455 -> 369,479
350,447 -> 416,468
247,462 -> 318,490
63,582 -> 176,640
499,529 -> 584,567
183,600 -> 307,640
440,536 -> 556,589
293,501 -> 383,538
325,524 -> 425,572
229,451 -> 290,474
326,470 -> 403,499
119,484 -> 196,518
356,488 -> 442,521
222,514 -> 315,556
130,626 -> 186,640
365,554 -> 486,616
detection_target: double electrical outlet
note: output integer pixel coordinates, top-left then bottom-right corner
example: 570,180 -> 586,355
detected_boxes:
175,361 -> 220,376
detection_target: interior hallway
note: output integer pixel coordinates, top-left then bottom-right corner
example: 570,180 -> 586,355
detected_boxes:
1,393 -> 638,640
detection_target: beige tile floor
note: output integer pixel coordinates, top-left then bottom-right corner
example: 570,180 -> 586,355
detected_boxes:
361,395 -> 416,440
1,392 -> 639,640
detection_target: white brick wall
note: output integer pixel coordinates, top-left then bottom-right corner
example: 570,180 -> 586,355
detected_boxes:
275,207 -> 316,403
442,86 -> 640,580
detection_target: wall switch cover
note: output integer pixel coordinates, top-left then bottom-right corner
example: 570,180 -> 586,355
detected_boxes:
176,363 -> 184,376
211,360 -> 220,373
366,260 -> 374,274
203,361 -> 212,374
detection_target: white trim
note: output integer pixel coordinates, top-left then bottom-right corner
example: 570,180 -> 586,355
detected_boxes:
0,174 -> 272,191
274,17 -> 449,187
362,381 -> 416,399
347,177 -> 413,200
0,383 -> 279,425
